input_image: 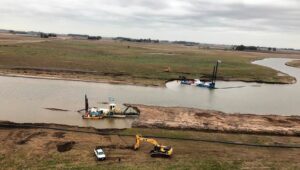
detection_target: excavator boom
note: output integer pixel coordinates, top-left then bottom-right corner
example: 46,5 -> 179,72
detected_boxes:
134,135 -> 159,150
134,135 -> 173,157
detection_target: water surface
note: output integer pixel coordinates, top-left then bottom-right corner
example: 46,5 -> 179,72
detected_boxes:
0,58 -> 299,128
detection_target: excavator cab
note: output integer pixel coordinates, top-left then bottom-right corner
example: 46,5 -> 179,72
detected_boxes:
134,135 -> 173,157
150,145 -> 173,157
109,104 -> 116,111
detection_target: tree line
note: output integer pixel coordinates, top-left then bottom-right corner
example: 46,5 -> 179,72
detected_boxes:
234,45 -> 276,52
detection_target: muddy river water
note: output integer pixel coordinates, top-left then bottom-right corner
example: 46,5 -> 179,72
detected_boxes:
0,58 -> 299,128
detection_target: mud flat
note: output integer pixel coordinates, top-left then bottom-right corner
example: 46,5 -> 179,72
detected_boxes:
286,60 -> 300,68
131,104 -> 300,136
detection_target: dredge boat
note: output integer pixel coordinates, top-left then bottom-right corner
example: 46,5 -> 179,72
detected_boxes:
82,95 -> 139,119
180,60 -> 221,89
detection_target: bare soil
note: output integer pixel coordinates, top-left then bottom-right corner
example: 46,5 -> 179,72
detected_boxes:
56,141 -> 76,152
131,104 -> 300,136
286,60 -> 300,68
0,33 -> 49,45
0,124 -> 300,169
0,69 -> 164,87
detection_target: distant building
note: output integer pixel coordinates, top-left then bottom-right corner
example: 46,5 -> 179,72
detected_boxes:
0,29 -> 9,33
9,30 -> 27,35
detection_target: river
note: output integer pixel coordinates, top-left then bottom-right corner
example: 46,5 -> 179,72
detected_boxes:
0,58 -> 299,128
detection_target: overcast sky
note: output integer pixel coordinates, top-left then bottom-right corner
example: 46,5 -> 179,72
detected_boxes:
0,0 -> 299,48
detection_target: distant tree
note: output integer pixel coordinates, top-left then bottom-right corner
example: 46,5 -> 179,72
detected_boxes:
235,45 -> 258,51
235,45 -> 246,51
87,36 -> 102,40
40,33 -> 49,38
48,33 -> 57,37
247,46 -> 258,51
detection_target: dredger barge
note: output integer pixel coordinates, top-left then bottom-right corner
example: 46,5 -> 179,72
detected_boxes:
180,60 -> 221,89
81,95 -> 140,119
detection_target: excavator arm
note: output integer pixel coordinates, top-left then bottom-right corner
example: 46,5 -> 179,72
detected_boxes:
133,134 -> 173,157
134,135 -> 159,150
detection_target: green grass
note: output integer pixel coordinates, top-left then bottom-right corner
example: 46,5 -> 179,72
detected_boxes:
0,39 -> 294,85
0,151 -> 243,170
30,159 -> 242,170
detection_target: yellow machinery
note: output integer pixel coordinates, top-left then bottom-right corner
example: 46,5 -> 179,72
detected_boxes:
134,135 -> 173,157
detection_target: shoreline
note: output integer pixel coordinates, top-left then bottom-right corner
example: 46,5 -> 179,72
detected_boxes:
285,60 -> 300,68
130,104 -> 300,136
1,103 -> 300,136
0,70 -> 165,87
0,68 -> 296,88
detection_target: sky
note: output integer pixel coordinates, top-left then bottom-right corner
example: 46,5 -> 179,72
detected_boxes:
0,0 -> 299,48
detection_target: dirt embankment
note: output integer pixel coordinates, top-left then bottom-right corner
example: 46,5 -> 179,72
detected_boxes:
2,126 -> 300,169
0,121 -> 121,133
286,60 -> 300,68
131,104 -> 300,136
0,66 -> 296,87
0,69 -> 165,87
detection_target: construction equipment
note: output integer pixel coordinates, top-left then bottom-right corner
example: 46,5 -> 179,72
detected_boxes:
82,95 -> 119,119
81,95 -> 139,119
134,135 -> 173,157
209,60 -> 221,88
180,60 -> 221,89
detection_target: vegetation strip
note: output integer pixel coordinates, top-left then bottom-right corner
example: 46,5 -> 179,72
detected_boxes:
1,122 -> 300,149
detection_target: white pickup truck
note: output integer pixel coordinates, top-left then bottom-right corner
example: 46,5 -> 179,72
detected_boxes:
94,148 -> 106,161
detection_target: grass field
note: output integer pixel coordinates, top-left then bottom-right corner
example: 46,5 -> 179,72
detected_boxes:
0,34 -> 298,86
1,127 -> 300,170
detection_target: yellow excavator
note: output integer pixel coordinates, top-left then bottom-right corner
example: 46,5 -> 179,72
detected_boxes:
134,134 -> 173,157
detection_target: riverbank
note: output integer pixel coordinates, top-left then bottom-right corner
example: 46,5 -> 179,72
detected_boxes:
0,69 -> 163,87
2,102 -> 300,136
286,60 -> 300,68
0,37 -> 299,86
0,66 -> 296,88
0,121 -> 300,169
130,104 -> 300,136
